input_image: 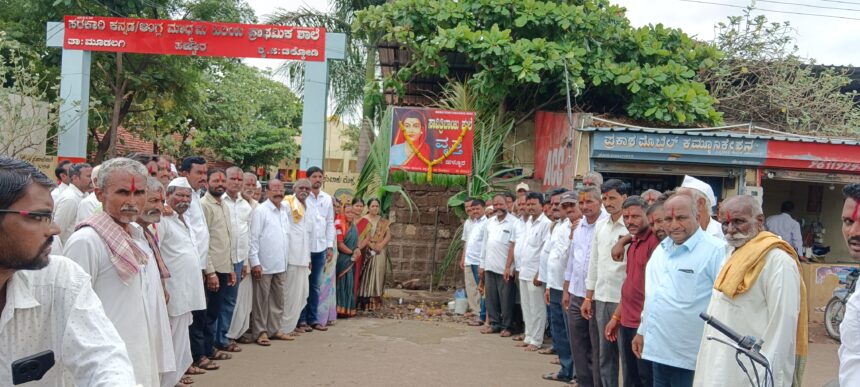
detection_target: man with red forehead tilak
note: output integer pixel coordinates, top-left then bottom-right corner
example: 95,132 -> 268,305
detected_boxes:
839,183 -> 860,386
693,195 -> 805,387
64,157 -> 163,386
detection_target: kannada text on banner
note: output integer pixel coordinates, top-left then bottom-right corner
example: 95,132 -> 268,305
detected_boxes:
389,107 -> 474,176
63,15 -> 325,61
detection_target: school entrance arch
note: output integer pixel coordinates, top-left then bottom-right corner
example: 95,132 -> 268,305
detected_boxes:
46,16 -> 346,170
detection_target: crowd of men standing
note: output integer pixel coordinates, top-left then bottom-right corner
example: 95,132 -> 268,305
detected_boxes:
457,172 -> 837,387
0,154 -> 343,386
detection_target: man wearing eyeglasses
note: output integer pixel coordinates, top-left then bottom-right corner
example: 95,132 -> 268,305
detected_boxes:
0,156 -> 135,386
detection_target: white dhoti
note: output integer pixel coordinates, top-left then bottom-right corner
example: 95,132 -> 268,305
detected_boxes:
281,265 -> 310,333
160,313 -> 193,387
227,272 -> 253,339
519,279 -> 547,347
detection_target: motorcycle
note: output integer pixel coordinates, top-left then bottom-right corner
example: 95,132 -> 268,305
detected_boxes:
824,267 -> 860,341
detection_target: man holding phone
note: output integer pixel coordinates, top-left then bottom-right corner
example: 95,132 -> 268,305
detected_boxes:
0,156 -> 135,386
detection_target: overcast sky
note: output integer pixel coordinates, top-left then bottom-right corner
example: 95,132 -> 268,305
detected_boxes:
244,0 -> 858,71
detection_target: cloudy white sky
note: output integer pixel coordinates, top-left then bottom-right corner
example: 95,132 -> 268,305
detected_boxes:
243,0 -> 859,70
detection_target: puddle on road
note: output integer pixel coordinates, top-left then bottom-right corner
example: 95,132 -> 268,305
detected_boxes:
360,320 -> 467,345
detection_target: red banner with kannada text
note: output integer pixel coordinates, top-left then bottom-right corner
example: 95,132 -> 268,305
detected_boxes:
388,107 -> 474,176
63,15 -> 325,61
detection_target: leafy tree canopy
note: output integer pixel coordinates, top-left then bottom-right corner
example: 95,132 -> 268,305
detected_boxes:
355,0 -> 724,126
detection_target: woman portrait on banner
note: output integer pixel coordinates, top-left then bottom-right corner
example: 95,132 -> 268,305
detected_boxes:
358,198 -> 392,311
389,109 -> 434,170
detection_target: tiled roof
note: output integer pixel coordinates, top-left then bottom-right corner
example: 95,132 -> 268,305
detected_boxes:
580,126 -> 860,146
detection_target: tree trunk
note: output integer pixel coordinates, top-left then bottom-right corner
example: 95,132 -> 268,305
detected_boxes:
356,43 -> 379,171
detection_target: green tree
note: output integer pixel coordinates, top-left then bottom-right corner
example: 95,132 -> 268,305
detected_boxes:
0,0 -> 258,161
355,0 -> 723,126
193,65 -> 302,170
268,0 -> 387,170
700,11 -> 859,135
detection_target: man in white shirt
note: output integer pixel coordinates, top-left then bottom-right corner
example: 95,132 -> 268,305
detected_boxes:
516,192 -> 552,351
76,165 -> 103,223
249,178 -> 293,345
838,183 -> 860,386
54,162 -> 93,243
540,190 -> 580,383
222,167 -> 253,349
0,156 -> 135,387
134,177 -> 177,385
694,195 -> 803,387
461,198 -> 487,327
50,160 -> 71,202
281,179 -> 314,336
159,177 -> 211,381
63,157 -> 165,387
178,157 -> 210,271
479,194 -> 519,337
765,201 -> 804,256
563,186 -> 609,387
298,167 -> 336,332
227,172 -> 261,344
679,175 -> 724,241
581,179 -> 629,387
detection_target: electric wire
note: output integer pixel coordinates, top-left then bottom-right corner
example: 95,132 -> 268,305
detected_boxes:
679,0 -> 860,21
758,0 -> 860,12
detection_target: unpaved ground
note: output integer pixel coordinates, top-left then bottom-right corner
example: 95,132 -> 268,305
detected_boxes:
192,290 -> 841,386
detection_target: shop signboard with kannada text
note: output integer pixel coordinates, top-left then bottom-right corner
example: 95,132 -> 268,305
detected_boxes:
388,107 -> 474,177
591,131 -> 768,166
63,16 -> 325,61
46,17 -> 344,170
534,111 -> 576,190
764,141 -> 860,174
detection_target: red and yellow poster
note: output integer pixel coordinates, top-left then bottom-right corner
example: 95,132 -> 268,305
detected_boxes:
389,107 -> 474,177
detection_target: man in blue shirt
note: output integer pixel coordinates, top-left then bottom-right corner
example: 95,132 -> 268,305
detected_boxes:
632,194 -> 726,387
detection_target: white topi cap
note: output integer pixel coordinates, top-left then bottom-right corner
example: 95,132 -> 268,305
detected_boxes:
681,175 -> 716,207
516,182 -> 529,192
167,177 -> 192,189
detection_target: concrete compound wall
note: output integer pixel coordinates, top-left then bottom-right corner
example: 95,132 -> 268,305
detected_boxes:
386,183 -> 465,291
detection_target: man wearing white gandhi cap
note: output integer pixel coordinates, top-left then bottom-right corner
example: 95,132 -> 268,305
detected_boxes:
155,177 -> 210,382
678,175 -> 725,241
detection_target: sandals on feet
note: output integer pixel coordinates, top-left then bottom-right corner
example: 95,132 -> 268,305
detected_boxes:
538,347 -> 556,355
480,326 -> 500,334
218,342 -> 242,352
525,344 -> 540,352
208,350 -> 231,361
311,323 -> 328,331
271,332 -> 295,341
256,333 -> 271,346
500,330 -> 513,338
194,358 -> 219,371
236,336 -> 254,344
550,357 -> 561,365
185,366 -> 206,375
180,376 -> 195,384
512,334 -> 525,341
542,373 -> 572,383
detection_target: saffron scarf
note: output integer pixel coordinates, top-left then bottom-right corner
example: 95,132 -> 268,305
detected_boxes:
284,195 -> 304,223
713,231 -> 808,356
76,212 -> 148,284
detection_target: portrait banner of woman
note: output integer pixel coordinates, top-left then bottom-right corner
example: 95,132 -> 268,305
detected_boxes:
388,107 -> 474,176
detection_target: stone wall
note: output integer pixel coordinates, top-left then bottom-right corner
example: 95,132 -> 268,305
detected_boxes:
386,183 -> 465,290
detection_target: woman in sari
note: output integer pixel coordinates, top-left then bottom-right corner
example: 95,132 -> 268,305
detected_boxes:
336,206 -> 362,317
317,202 -> 344,327
351,198 -> 368,296
358,198 -> 392,311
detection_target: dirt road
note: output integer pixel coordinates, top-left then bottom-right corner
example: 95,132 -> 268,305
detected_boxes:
191,317 -> 840,387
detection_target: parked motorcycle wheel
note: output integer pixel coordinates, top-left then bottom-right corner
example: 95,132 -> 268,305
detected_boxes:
825,296 -> 846,342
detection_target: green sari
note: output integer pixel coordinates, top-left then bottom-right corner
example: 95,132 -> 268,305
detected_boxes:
336,223 -> 359,318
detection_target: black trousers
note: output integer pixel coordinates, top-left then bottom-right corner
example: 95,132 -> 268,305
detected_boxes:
620,325 -> 652,387
568,295 -> 601,387
190,308 -> 214,360
484,271 -> 516,331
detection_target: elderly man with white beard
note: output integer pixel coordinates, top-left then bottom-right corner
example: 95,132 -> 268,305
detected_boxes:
134,177 -> 178,386
158,177 -> 211,383
64,158 -> 165,386
280,178 -> 314,336
693,195 -> 805,387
